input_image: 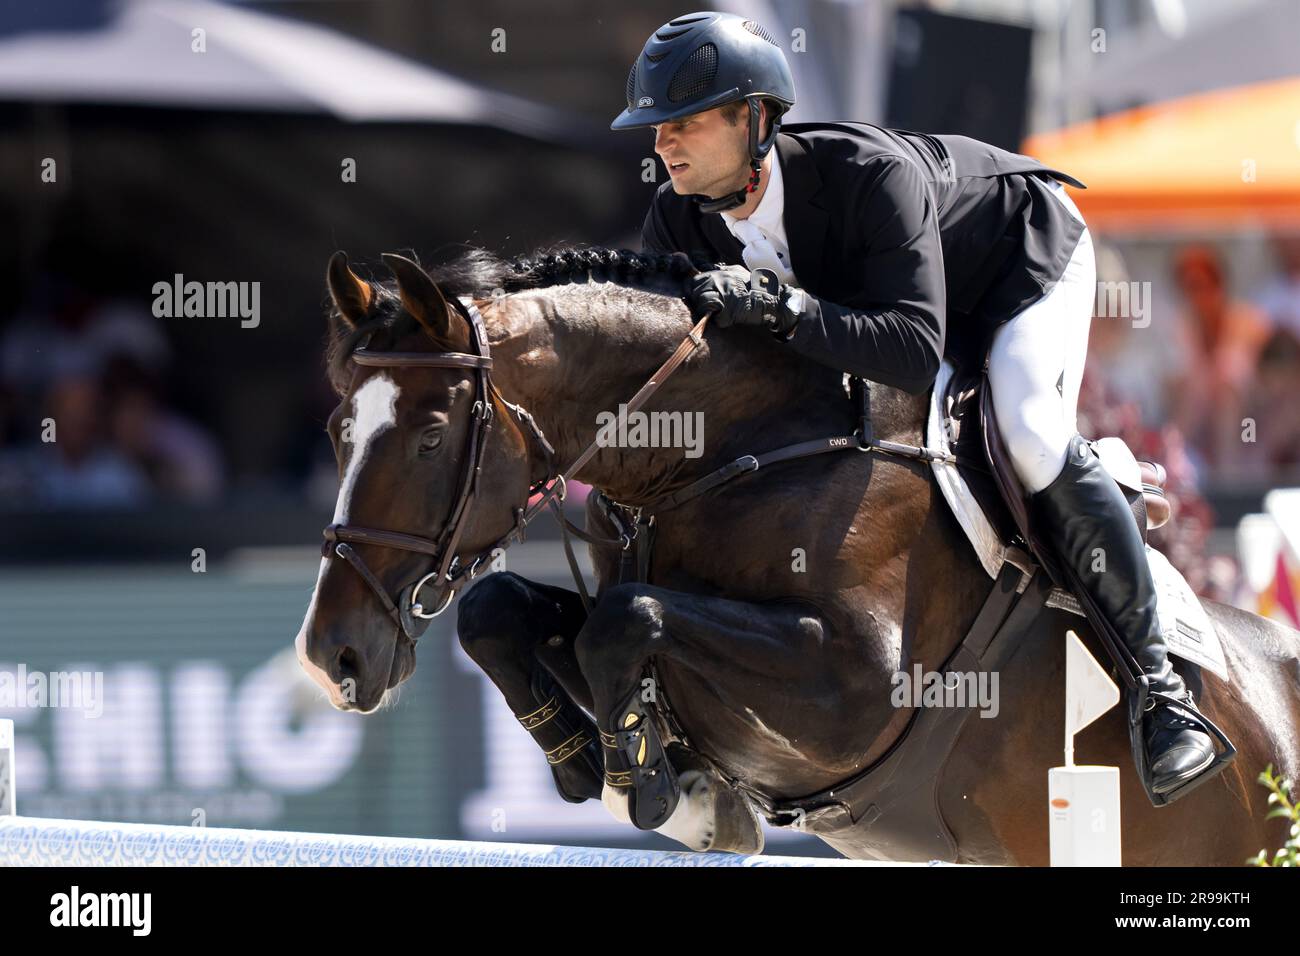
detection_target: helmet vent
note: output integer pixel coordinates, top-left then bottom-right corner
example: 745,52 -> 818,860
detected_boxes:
655,27 -> 691,42
645,51 -> 669,62
667,43 -> 718,103
668,14 -> 710,26
625,63 -> 637,108
742,20 -> 779,46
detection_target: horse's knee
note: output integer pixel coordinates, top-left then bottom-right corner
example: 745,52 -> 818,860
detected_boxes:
575,583 -> 663,670
457,572 -> 537,660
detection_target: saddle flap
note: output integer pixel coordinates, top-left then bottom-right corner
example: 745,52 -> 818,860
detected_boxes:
940,364 -> 1020,548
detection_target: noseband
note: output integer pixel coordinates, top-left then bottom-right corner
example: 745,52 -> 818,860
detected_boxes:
322,296 -> 557,644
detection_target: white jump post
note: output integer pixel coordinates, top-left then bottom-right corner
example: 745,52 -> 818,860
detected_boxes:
1048,631 -> 1122,866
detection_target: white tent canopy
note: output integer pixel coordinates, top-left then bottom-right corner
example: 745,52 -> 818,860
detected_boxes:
0,0 -> 592,141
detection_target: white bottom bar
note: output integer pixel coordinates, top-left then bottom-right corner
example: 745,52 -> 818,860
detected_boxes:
0,816 -> 955,867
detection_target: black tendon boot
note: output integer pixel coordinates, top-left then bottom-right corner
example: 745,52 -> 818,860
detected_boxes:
601,684 -> 680,829
1032,435 -> 1235,805
515,670 -> 604,804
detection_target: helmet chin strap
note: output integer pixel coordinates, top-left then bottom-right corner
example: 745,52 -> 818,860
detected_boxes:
692,98 -> 781,215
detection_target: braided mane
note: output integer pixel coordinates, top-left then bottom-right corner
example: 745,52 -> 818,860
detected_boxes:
325,246 -> 717,394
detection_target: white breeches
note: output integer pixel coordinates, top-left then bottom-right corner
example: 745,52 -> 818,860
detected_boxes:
987,180 -> 1097,493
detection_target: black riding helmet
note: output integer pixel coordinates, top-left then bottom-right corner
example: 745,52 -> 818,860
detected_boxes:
611,11 -> 796,213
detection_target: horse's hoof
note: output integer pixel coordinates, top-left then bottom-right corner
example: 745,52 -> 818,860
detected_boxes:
662,744 -> 764,854
705,782 -> 765,855
659,768 -> 765,854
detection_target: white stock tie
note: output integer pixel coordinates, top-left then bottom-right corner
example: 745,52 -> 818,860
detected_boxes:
731,218 -> 797,286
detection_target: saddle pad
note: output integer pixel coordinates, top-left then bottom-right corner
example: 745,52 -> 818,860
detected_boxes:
927,360 -> 1230,682
927,360 -> 1006,579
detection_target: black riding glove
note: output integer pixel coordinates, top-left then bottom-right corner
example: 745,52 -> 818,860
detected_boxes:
684,265 -> 804,337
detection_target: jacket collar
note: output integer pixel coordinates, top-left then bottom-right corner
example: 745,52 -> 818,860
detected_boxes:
699,131 -> 828,291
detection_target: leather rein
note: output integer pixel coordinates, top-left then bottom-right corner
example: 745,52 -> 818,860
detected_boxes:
322,294 -> 959,644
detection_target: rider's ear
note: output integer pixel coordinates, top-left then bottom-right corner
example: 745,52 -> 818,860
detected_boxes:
382,252 -> 453,343
326,251 -> 372,328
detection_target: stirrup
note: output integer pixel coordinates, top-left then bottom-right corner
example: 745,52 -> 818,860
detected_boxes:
1128,683 -> 1237,808
601,686 -> 679,829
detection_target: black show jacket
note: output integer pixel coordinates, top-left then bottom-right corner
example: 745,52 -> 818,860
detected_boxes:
641,121 -> 1087,393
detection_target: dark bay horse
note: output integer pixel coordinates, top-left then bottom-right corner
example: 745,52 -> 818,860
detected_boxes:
295,246 -> 1300,865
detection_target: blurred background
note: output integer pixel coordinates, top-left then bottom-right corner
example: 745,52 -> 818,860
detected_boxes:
0,0 -> 1296,856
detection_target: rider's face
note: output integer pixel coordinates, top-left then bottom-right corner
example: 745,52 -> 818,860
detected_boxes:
652,105 -> 753,198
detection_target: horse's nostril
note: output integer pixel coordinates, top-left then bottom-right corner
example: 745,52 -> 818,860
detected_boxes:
335,646 -> 360,684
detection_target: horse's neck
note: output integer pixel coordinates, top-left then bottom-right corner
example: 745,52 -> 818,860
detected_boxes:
484,284 -> 926,503
483,287 -> 705,501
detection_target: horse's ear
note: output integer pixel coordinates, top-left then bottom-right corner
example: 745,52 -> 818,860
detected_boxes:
326,251 -> 372,328
382,252 -> 452,342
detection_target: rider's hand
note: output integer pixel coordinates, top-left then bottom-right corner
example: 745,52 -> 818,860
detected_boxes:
685,265 -> 786,330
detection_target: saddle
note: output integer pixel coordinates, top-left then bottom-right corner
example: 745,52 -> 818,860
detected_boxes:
942,365 -> 1170,565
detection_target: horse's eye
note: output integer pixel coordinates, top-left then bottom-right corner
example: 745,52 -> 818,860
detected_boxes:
419,427 -> 444,453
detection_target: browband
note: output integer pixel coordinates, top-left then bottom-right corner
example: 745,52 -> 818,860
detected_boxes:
352,348 -> 492,370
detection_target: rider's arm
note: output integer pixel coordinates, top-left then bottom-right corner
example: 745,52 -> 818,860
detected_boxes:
781,157 -> 946,395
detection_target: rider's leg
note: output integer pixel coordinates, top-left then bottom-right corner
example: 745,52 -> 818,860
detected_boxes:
987,184 -> 1227,801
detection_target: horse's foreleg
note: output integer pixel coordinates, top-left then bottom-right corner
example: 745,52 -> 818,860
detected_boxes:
456,572 -> 603,802
574,582 -> 839,841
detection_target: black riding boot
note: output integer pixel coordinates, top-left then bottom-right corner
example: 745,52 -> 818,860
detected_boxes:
1031,435 -> 1232,803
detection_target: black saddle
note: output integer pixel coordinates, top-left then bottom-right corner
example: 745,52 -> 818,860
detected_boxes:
941,367 -> 1165,563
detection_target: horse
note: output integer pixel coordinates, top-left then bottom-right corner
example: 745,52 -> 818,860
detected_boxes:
294,245 -> 1300,865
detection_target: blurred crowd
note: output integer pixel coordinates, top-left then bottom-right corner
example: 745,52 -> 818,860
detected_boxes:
1080,232 -> 1300,602
0,272 -> 225,509
1085,233 -> 1300,487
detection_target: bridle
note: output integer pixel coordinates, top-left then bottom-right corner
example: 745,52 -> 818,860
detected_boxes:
321,287 -> 959,647
321,296 -> 551,643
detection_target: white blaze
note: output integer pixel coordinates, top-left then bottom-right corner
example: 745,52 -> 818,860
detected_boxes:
334,375 -> 399,523
295,375 -> 401,704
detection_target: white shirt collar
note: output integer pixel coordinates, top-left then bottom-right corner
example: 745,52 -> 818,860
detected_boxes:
720,148 -> 784,237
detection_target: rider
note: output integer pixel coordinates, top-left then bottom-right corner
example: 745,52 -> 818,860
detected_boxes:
611,11 -> 1233,804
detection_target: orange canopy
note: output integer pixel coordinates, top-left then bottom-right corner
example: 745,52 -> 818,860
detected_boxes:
1023,77 -> 1300,231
